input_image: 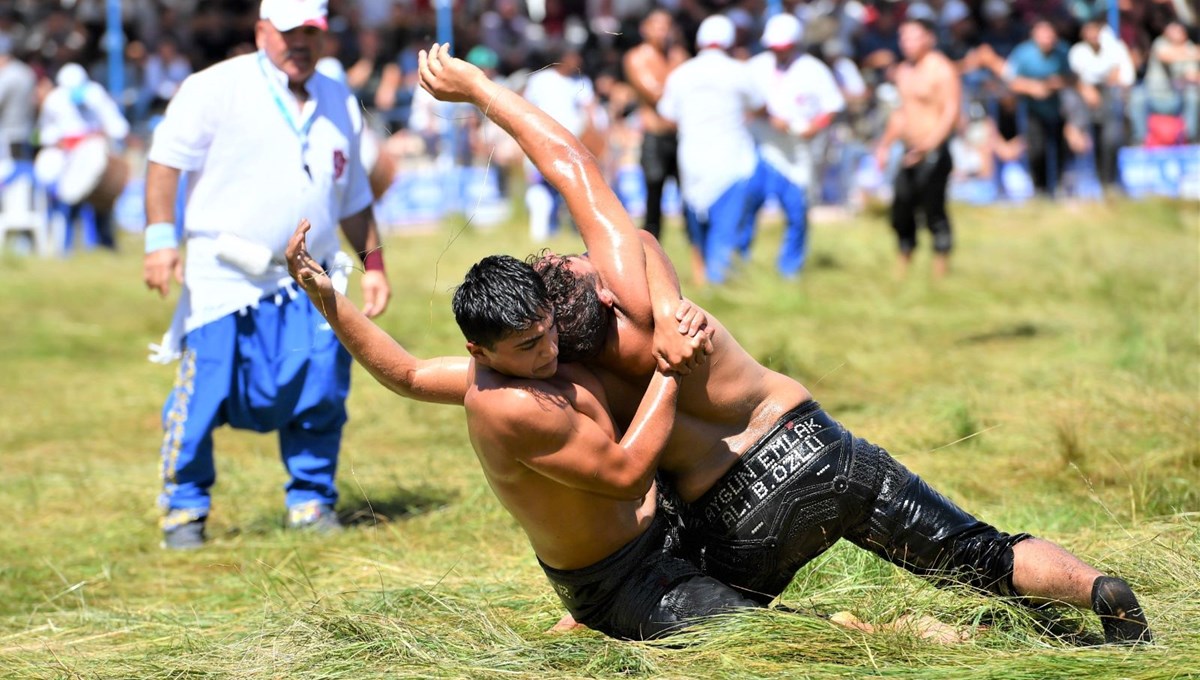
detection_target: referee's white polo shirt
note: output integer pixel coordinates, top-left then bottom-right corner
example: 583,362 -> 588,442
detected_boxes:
150,51 -> 371,265
149,51 -> 373,335
658,49 -> 763,215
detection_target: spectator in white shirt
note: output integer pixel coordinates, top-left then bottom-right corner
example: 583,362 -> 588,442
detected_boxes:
659,15 -> 765,285
743,13 -> 845,279
1067,19 -> 1134,186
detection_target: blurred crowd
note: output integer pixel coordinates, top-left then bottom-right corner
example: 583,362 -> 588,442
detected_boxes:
0,0 -> 1197,240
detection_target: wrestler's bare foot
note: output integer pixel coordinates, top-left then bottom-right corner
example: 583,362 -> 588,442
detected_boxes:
829,610 -> 876,633
547,613 -> 589,634
830,611 -> 973,644
933,253 -> 950,279
893,614 -> 973,644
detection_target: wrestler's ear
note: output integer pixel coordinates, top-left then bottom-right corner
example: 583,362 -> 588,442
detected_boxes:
466,341 -> 491,365
597,288 -> 615,308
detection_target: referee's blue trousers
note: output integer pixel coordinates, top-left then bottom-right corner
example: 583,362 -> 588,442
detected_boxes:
158,285 -> 352,520
738,159 -> 809,278
685,177 -> 752,285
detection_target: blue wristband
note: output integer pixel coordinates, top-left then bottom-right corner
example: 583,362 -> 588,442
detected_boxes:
144,222 -> 179,253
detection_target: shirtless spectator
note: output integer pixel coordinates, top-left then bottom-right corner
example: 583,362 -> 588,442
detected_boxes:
623,9 -> 688,243
874,18 -> 961,279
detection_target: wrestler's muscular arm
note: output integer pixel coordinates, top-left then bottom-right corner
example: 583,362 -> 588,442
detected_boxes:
485,369 -> 681,500
418,44 -> 652,325
419,44 -> 706,367
874,66 -> 909,168
287,221 -> 469,404
639,231 -> 712,371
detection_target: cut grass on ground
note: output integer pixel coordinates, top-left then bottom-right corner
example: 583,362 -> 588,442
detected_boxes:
0,198 -> 1197,679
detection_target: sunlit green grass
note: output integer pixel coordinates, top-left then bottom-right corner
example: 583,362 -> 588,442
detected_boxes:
0,198 -> 1196,678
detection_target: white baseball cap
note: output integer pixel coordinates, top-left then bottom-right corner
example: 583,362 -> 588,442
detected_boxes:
260,0 -> 328,32
696,15 -> 735,50
762,13 -> 803,49
56,62 -> 88,89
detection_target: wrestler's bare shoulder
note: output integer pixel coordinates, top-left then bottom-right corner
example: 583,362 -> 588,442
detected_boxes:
626,43 -> 665,69
918,51 -> 956,79
894,61 -> 917,87
465,364 -> 605,421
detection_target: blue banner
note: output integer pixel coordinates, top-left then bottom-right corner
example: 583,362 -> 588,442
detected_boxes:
1119,145 -> 1200,200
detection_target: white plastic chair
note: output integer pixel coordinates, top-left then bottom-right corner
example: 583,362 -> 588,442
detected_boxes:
0,169 -> 53,256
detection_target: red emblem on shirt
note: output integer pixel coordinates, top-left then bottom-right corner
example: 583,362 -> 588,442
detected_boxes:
333,150 -> 347,180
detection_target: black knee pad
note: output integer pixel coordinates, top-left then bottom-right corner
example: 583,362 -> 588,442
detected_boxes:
931,223 -> 953,253
852,469 -> 1031,596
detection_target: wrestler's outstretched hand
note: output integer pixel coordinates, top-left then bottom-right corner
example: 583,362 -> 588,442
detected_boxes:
286,219 -> 334,309
418,43 -> 489,104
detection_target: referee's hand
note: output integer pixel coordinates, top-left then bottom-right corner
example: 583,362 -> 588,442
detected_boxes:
144,248 -> 182,298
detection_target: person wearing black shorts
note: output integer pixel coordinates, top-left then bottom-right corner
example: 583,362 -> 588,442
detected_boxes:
543,496 -> 761,640
875,18 -> 960,278
624,10 -> 688,241
671,401 -> 1150,645
891,140 -> 955,273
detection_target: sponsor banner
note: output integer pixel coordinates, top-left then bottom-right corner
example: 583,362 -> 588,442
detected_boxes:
1119,145 -> 1200,200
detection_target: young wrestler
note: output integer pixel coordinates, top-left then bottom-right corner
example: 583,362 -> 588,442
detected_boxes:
285,226 -> 756,640
416,43 -> 1152,645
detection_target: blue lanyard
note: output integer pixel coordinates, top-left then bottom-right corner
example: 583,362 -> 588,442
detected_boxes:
257,52 -> 316,178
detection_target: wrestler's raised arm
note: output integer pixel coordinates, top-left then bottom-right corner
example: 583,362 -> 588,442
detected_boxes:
287,220 -> 469,405
639,231 -> 712,372
417,44 -> 653,327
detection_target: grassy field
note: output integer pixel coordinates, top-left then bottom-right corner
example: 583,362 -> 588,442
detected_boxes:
0,198 -> 1197,679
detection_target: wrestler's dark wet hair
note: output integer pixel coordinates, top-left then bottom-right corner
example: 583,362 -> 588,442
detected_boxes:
529,251 -> 610,363
453,255 -> 550,349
